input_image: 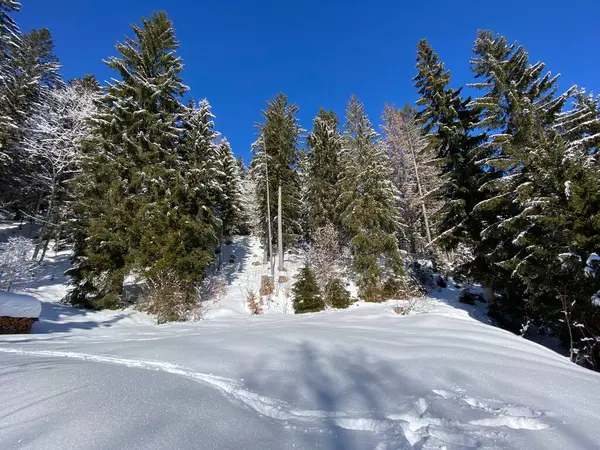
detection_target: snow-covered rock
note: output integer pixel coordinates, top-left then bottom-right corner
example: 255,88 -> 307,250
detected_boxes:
0,291 -> 42,318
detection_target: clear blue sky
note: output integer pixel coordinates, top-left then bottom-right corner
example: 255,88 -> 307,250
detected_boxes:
17,0 -> 600,163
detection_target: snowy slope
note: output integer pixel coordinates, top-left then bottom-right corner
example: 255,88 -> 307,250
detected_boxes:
1,236 -> 600,449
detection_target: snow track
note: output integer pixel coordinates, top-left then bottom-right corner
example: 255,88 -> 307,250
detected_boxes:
0,347 -> 553,449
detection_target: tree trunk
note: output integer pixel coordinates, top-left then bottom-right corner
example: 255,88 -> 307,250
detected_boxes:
265,155 -> 274,278
409,142 -> 432,247
28,192 -> 44,238
277,184 -> 284,271
33,180 -> 57,261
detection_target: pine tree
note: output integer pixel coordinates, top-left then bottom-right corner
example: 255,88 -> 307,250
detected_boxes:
339,95 -> 402,299
413,40 -> 488,261
249,93 -> 303,264
305,108 -> 343,234
292,266 -> 324,313
68,12 -> 203,309
469,30 -> 572,325
215,138 -> 242,239
324,277 -> 351,309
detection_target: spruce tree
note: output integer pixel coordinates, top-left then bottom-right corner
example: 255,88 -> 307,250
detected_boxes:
249,93 -> 303,259
0,0 -> 20,153
68,12 -> 203,308
413,40 -> 488,260
469,30 -> 570,325
293,266 -> 324,313
214,138 -> 242,249
306,108 -> 343,234
339,95 -> 402,299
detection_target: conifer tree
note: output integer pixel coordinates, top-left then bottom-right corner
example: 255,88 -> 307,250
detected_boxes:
413,40 -> 488,262
215,139 -> 241,239
0,27 -> 62,209
306,108 -> 343,234
469,30 -> 572,324
382,104 -> 441,257
339,95 -> 402,299
68,12 -> 205,308
0,0 -> 20,154
292,266 -> 324,313
249,93 -> 303,262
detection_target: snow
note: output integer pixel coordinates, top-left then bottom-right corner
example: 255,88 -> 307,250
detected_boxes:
1,235 -> 600,449
0,291 -> 41,318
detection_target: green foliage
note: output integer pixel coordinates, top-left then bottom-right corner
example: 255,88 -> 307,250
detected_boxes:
293,266 -> 324,313
339,95 -> 403,293
414,39 -> 489,257
306,108 -> 343,233
67,12 -> 217,310
324,278 -> 351,309
250,93 -> 303,251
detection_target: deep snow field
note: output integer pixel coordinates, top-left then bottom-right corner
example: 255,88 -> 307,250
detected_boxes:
1,225 -> 600,449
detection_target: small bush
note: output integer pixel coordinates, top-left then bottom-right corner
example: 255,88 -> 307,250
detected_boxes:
247,291 -> 263,315
293,266 -> 324,313
278,275 -> 289,284
228,254 -> 236,264
138,271 -> 196,324
325,278 -> 351,309
260,275 -> 274,296
359,283 -> 383,303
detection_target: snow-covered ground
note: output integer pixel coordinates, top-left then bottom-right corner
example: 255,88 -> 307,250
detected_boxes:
1,234 -> 600,449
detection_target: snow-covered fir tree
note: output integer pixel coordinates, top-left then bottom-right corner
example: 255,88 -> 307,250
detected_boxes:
339,95 -> 402,300
249,93 -> 303,264
305,108 -> 343,234
68,12 -> 213,309
413,39 -> 488,269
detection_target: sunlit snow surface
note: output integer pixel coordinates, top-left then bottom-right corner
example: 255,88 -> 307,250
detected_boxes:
1,233 -> 599,449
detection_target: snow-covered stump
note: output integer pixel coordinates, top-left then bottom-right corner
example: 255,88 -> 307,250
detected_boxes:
0,292 -> 42,334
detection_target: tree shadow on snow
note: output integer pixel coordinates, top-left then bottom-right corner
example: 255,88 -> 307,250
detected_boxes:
240,342 -> 429,449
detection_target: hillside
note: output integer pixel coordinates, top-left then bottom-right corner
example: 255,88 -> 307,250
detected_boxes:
1,235 -> 599,450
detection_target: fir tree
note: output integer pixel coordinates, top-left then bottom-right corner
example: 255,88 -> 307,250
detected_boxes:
324,277 -> 351,309
0,0 -> 20,153
293,266 -> 324,313
413,40 -> 488,260
68,12 -> 204,308
339,95 -> 402,298
216,139 -> 242,236
469,30 -> 571,325
306,108 -> 343,234
249,93 -> 303,261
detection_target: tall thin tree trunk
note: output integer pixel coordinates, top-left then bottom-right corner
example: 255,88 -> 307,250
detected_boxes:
28,191 -> 44,238
33,180 -> 57,261
265,153 -> 274,278
409,140 -> 432,247
277,184 -> 284,271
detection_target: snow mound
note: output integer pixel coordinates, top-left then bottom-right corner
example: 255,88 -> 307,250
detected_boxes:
0,291 -> 42,318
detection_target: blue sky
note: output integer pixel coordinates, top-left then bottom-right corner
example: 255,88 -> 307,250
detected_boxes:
17,0 -> 600,163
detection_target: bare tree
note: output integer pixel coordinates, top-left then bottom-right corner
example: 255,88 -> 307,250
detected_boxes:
382,105 -> 442,257
21,85 -> 97,261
